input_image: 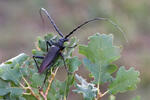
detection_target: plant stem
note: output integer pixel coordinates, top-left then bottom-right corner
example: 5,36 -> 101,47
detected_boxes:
19,82 -> 28,90
45,67 -> 59,96
22,76 -> 40,100
64,96 -> 66,100
39,67 -> 59,100
95,88 -> 109,100
39,91 -> 47,100
100,90 -> 109,97
95,86 -> 101,100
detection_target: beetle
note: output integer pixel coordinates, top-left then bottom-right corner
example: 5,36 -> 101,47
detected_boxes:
33,8 -> 127,88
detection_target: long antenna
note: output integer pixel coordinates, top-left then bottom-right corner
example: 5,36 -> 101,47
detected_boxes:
40,8 -> 64,37
65,18 -> 128,42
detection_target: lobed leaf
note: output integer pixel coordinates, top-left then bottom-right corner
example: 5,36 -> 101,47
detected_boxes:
64,37 -> 78,57
37,36 -> 47,52
108,66 -> 140,94
30,73 -> 45,88
0,78 -> 24,99
67,56 -> 81,73
0,53 -> 29,85
79,33 -> 121,84
47,75 -> 75,100
73,74 -> 98,100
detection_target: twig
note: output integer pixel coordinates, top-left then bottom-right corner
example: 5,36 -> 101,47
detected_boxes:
64,96 -> 66,100
46,67 -> 58,95
39,91 -> 47,100
19,82 -> 28,90
22,76 -> 40,100
96,89 -> 109,100
95,84 -> 101,100
39,67 -> 59,100
100,90 -> 109,97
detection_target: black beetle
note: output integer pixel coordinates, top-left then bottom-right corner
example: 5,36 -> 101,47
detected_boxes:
33,8 -> 126,88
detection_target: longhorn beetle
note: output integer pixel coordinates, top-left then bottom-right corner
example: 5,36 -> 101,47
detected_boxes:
33,8 -> 127,89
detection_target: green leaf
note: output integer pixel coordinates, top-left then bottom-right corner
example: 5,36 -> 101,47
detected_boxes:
0,79 -> 23,98
23,95 -> 37,100
59,75 -> 75,97
73,74 -> 98,100
47,75 -> 75,100
109,66 -> 140,94
47,80 -> 58,100
64,37 -> 78,57
107,64 -> 118,74
32,33 -> 79,99
109,95 -> 116,100
32,49 -> 45,57
83,58 -> 117,83
0,54 -> 29,99
79,33 -> 121,84
0,53 -> 29,85
0,33 -> 80,99
30,73 -> 45,88
67,56 -> 81,73
37,33 -> 59,52
9,88 -> 24,97
4,61 -> 12,64
44,33 -> 59,42
37,36 -> 47,52
0,78 -> 10,96
131,96 -> 141,100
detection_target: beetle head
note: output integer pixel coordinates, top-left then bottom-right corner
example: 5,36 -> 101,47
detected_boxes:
59,38 -> 68,42
57,38 -> 69,48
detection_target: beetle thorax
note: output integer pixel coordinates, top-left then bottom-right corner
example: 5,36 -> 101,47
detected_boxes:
57,38 -> 68,49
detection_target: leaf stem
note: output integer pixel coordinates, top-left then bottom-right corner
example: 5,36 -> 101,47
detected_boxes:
96,63 -> 102,100
95,85 -> 101,100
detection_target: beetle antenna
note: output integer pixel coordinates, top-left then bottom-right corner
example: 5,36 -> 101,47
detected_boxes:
65,18 -> 128,42
40,8 -> 64,37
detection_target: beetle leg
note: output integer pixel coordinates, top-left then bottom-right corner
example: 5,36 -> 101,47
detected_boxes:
40,70 -> 49,90
60,53 -> 72,75
46,40 -> 55,51
33,56 -> 44,70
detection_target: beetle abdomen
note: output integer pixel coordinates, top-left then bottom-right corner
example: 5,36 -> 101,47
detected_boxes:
38,46 -> 60,74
